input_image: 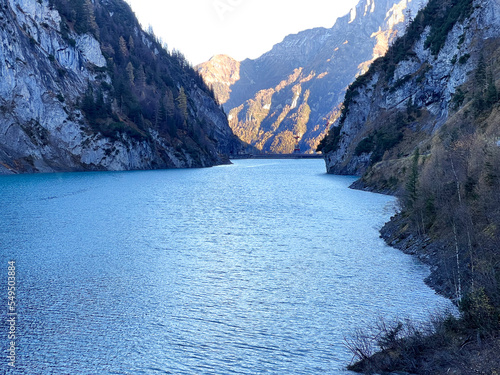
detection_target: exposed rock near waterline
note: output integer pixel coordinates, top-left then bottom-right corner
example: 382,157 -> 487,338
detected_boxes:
0,0 -> 241,174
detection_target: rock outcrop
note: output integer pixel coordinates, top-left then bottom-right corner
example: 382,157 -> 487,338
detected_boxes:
322,0 -> 500,185
0,0 -> 240,174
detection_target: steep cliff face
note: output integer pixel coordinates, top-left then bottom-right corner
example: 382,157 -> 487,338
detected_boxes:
0,0 -> 240,174
324,2 -> 500,371
322,0 -> 500,187
197,0 -> 426,154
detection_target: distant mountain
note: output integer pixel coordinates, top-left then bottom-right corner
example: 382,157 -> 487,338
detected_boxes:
197,0 -> 426,154
196,55 -> 241,107
0,0 -> 241,174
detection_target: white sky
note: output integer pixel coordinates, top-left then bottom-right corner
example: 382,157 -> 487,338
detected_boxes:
125,0 -> 360,65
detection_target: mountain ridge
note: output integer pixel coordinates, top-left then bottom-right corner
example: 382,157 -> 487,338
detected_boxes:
198,0 -> 426,154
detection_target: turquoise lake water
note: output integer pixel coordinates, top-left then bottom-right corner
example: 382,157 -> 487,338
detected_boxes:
0,159 -> 453,374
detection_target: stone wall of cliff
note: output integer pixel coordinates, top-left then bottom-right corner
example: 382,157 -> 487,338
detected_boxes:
0,0 -> 240,174
322,0 -> 500,185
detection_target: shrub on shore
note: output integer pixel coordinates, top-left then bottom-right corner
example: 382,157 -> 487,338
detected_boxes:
345,311 -> 500,374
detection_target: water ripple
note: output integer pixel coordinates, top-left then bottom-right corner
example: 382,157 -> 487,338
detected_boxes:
0,160 -> 454,374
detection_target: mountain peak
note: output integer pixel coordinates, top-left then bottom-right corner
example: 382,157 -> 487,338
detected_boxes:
208,54 -> 238,64
196,55 -> 241,105
198,0 -> 426,154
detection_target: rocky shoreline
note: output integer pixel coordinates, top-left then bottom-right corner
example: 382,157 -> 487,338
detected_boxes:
379,213 -> 458,303
346,203 -> 500,374
348,177 -> 458,302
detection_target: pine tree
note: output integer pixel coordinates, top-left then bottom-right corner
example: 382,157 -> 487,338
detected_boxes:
82,0 -> 99,38
176,87 -> 188,122
486,74 -> 498,106
475,55 -> 487,92
81,84 -> 96,121
119,36 -> 128,59
165,90 -> 175,119
135,65 -> 146,88
154,100 -> 165,128
128,35 -> 135,52
126,62 -> 135,85
405,148 -> 420,210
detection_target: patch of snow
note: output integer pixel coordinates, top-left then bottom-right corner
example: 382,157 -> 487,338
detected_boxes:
364,0 -> 375,16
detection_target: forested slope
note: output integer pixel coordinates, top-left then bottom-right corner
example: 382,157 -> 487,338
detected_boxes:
0,0 -> 241,174
321,0 -> 500,372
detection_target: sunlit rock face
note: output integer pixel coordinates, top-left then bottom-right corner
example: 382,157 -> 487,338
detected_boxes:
198,0 -> 425,154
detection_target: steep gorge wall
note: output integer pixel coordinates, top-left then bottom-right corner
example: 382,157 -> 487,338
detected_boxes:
322,0 -> 500,187
0,0 -> 239,174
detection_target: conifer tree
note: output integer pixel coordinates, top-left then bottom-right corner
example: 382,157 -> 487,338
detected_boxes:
475,55 -> 487,92
128,35 -> 135,52
165,90 -> 175,119
126,62 -> 135,85
176,87 -> 188,123
119,36 -> 128,59
405,148 -> 420,210
135,65 -> 146,88
486,74 -> 498,106
82,0 -> 99,38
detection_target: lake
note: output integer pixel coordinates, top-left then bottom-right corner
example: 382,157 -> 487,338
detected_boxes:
0,159 -> 453,374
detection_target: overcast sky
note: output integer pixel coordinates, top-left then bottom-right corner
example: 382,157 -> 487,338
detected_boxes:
125,0 -> 360,65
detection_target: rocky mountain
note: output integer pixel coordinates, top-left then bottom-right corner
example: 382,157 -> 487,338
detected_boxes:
196,55 -> 241,107
0,0 -> 241,174
197,0 -> 426,154
320,0 -> 500,187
